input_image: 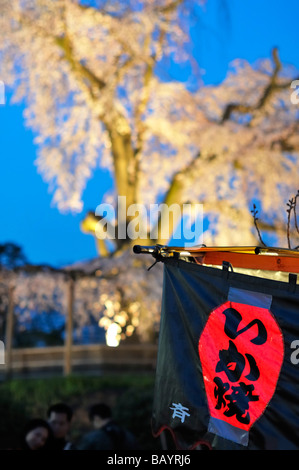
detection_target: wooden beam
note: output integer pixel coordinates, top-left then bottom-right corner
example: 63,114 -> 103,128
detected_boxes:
64,277 -> 75,376
194,251 -> 299,273
5,285 -> 15,379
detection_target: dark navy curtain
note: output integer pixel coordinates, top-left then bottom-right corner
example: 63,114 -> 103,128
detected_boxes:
152,258 -> 299,450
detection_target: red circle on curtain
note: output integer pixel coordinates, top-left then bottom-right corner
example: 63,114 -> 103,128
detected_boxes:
198,301 -> 284,432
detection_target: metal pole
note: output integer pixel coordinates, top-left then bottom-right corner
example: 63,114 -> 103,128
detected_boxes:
64,276 -> 74,376
5,285 -> 15,379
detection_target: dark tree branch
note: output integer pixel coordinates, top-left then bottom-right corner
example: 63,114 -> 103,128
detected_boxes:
221,48 -> 299,123
251,205 -> 267,247
286,190 -> 299,249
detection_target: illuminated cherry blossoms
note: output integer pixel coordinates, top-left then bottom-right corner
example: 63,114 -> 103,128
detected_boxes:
0,1 -> 298,346
1,0 -> 298,248
0,250 -> 163,346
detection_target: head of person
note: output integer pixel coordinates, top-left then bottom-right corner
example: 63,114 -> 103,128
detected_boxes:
88,403 -> 112,429
47,403 -> 73,440
23,418 -> 52,450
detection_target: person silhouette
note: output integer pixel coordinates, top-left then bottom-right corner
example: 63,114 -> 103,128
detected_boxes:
77,403 -> 139,450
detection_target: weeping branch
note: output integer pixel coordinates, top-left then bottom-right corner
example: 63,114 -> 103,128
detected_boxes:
251,191 -> 299,250
286,190 -> 299,249
250,205 -> 267,247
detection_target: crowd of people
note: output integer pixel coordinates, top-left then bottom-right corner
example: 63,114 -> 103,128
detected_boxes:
16,402 -> 139,451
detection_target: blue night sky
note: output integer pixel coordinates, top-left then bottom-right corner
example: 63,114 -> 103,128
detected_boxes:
0,0 -> 298,268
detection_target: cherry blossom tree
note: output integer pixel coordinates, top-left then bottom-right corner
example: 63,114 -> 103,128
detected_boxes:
2,0 -> 298,254
0,249 -> 163,347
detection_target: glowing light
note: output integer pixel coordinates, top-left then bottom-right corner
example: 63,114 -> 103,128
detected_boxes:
106,322 -> 121,347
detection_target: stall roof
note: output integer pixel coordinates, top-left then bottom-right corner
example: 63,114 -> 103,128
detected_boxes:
133,244 -> 299,282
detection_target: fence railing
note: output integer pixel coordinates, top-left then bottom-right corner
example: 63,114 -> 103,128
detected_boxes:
1,272 -> 159,379
0,342 -> 158,379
